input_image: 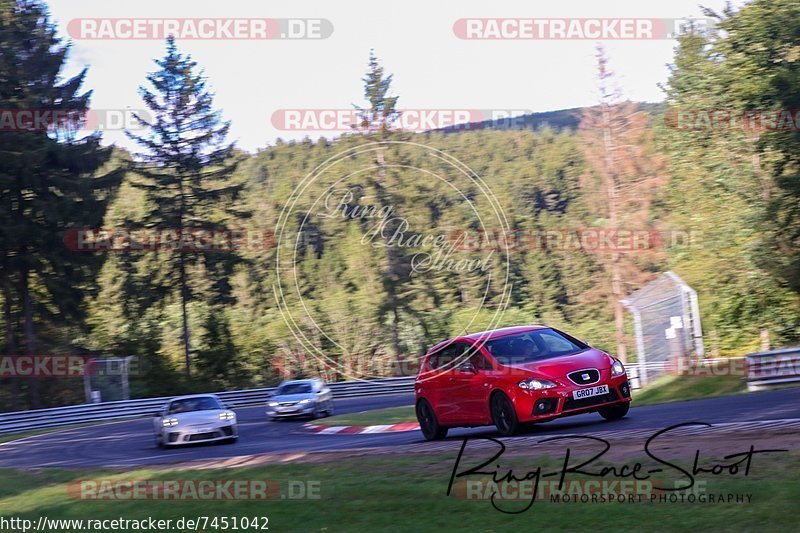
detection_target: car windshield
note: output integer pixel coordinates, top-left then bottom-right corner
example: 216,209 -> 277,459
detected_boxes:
277,383 -> 313,395
167,396 -> 223,414
483,328 -> 588,365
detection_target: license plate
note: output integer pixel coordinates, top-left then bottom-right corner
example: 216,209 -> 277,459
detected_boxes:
572,384 -> 609,399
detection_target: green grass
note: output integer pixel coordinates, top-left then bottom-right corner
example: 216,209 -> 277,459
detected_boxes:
632,374 -> 747,406
0,450 -> 797,532
315,405 -> 416,426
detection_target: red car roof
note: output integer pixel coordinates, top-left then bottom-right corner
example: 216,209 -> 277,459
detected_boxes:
427,325 -> 549,353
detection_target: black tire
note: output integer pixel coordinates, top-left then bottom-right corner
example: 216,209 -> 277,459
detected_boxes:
491,392 -> 520,437
225,436 -> 238,444
416,399 -> 448,441
599,402 -> 630,421
325,400 -> 335,417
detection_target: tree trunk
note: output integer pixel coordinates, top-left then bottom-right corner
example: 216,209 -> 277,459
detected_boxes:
3,281 -> 19,411
19,268 -> 40,408
601,102 -> 628,363
179,254 -> 191,378
377,146 -> 403,363
178,173 -> 191,378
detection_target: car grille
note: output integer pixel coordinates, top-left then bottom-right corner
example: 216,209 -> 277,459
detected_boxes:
567,368 -> 600,386
279,401 -> 298,406
563,390 -> 619,411
221,426 -> 235,436
186,431 -> 219,442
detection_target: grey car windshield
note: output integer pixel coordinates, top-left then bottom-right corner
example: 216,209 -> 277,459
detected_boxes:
484,329 -> 588,365
277,383 -> 313,394
168,397 -> 222,414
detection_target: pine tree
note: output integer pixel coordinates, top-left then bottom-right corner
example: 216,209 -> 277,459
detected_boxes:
353,50 -> 399,135
0,0 -> 121,408
126,36 -> 240,377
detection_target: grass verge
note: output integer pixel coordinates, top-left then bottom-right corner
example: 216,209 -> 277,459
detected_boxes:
314,405 -> 416,426
632,374 -> 747,406
0,449 -> 797,532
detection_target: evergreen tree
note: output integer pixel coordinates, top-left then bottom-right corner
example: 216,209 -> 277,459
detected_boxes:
353,50 -> 399,134
0,0 -> 121,408
126,36 -> 241,377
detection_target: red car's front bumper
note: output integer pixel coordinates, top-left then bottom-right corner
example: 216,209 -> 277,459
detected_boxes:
511,373 -> 631,423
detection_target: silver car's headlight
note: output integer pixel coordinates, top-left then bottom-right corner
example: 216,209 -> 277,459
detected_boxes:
219,411 -> 236,421
162,418 -> 179,427
299,398 -> 311,404
518,378 -> 557,390
268,401 -> 279,407
611,359 -> 626,377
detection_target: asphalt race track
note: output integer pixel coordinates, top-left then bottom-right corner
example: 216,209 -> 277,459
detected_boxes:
2,388 -> 800,469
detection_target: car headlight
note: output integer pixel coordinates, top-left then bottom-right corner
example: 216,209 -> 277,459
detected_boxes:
219,411 -> 236,421
298,398 -> 311,404
518,378 -> 557,390
611,359 -> 626,377
162,418 -> 179,427
268,401 -> 279,407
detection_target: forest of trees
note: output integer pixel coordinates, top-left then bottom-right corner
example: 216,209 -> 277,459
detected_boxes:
0,0 -> 798,410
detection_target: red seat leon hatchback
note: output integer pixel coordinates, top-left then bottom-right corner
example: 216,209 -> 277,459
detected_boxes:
414,325 -> 631,440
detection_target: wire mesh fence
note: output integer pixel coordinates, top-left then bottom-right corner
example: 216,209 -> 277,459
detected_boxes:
621,271 -> 704,386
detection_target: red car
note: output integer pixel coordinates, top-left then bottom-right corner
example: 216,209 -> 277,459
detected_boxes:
414,325 -> 631,440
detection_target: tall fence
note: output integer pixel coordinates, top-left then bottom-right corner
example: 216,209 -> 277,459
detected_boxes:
621,271 -> 704,386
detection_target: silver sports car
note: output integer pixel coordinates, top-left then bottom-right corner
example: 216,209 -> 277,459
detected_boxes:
267,378 -> 334,420
153,394 -> 238,448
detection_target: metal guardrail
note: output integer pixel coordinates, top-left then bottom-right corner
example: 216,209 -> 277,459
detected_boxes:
1,352 -> 775,436
746,347 -> 800,391
0,377 -> 415,435
626,357 -> 748,390
626,361 -> 666,390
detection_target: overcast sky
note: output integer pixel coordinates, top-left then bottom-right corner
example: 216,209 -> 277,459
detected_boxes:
46,0 -> 735,152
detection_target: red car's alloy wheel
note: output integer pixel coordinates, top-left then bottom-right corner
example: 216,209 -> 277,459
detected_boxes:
491,393 -> 520,436
416,399 -> 448,441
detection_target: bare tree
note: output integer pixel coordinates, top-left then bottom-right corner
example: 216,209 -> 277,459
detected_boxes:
580,46 -> 666,362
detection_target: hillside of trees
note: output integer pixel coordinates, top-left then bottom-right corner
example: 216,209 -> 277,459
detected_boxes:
0,0 -> 798,410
